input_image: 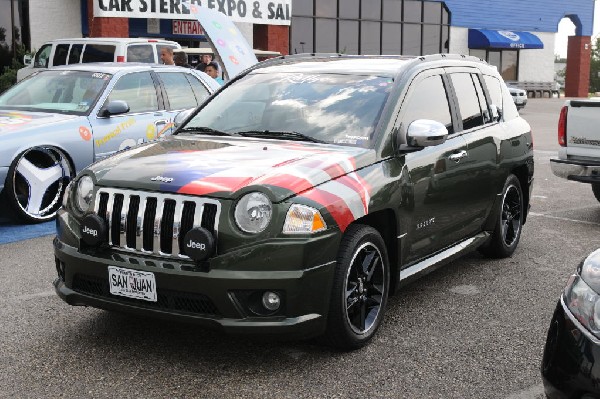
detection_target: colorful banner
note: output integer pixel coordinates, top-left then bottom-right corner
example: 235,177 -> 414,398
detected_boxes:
94,0 -> 292,25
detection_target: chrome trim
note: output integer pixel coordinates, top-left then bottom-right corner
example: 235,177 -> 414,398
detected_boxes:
93,188 -> 221,259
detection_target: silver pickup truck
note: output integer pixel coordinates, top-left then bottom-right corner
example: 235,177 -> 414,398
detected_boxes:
550,99 -> 600,201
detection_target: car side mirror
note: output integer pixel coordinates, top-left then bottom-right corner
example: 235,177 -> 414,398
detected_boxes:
23,54 -> 32,66
405,119 -> 448,148
174,109 -> 194,129
100,100 -> 130,117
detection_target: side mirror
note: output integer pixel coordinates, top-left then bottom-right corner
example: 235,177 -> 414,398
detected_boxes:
23,54 -> 32,66
489,104 -> 502,122
101,100 -> 130,117
405,119 -> 448,148
174,109 -> 194,128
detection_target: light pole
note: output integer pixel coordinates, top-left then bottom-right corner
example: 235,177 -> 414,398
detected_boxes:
10,0 -> 16,61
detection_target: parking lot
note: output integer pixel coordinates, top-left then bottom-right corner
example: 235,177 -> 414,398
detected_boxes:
1,97 -> 598,398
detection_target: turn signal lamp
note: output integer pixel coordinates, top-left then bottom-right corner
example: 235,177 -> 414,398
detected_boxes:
283,204 -> 327,234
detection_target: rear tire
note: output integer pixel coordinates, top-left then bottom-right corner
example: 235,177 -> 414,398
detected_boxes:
592,183 -> 600,203
322,224 -> 389,350
479,174 -> 523,258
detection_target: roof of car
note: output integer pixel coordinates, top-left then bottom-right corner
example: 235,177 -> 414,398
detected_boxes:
48,63 -> 194,74
43,37 -> 180,45
249,53 -> 492,77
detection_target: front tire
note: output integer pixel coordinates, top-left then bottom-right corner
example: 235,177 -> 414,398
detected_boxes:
480,174 -> 523,258
5,147 -> 73,223
322,224 -> 389,350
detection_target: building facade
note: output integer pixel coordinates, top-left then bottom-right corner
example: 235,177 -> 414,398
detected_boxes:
5,0 -> 595,96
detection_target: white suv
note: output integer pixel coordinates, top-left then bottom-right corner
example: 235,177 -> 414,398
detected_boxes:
17,38 -> 181,82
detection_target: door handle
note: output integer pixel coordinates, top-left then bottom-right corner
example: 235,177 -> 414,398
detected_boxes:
448,150 -> 468,163
154,119 -> 169,126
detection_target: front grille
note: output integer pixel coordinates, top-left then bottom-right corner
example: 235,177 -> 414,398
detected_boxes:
72,274 -> 220,316
94,188 -> 221,258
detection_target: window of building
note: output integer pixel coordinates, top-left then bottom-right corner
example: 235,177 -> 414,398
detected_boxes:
469,49 -> 519,82
290,0 -> 450,56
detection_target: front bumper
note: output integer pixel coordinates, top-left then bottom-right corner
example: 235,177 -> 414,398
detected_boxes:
53,223 -> 339,339
541,297 -> 600,399
550,158 -> 600,183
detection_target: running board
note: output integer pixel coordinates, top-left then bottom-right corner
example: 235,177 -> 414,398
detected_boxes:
398,232 -> 490,287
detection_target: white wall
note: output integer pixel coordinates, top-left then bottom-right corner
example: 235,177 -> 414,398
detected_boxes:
449,26 -> 469,55
29,0 -> 82,50
518,31 -> 555,82
234,22 -> 254,49
449,26 -> 556,83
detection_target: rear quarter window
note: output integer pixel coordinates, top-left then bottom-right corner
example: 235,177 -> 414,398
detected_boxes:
127,45 -> 155,63
82,44 -> 116,63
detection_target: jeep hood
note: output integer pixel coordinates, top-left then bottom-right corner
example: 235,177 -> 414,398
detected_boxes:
90,136 -> 376,202
0,110 -> 80,136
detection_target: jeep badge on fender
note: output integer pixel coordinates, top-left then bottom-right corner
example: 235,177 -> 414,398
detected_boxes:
53,54 -> 533,350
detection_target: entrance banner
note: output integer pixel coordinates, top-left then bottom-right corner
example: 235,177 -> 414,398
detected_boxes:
94,0 -> 292,25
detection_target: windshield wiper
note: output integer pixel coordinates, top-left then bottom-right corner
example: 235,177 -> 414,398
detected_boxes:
176,126 -> 232,136
236,130 -> 326,143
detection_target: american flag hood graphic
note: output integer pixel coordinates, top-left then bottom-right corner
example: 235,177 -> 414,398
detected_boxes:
91,137 -> 376,231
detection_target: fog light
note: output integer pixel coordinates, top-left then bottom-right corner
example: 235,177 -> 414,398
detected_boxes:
262,291 -> 281,311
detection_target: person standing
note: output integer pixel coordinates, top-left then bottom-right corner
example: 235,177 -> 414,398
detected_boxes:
195,54 -> 213,72
160,47 -> 175,65
174,51 -> 192,68
204,61 -> 224,85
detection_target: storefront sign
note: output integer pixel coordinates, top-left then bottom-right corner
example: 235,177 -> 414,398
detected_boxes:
173,20 -> 204,35
94,0 -> 292,25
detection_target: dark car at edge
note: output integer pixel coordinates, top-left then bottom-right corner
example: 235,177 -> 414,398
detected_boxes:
53,54 -> 534,349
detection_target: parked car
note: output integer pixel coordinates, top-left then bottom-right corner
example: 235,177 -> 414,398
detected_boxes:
17,38 -> 181,82
507,85 -> 528,110
541,248 -> 600,398
0,63 -> 220,223
551,99 -> 600,203
54,54 -> 534,349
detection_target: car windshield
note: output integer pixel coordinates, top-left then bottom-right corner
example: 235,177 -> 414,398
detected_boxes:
0,70 -> 112,115
182,72 -> 394,148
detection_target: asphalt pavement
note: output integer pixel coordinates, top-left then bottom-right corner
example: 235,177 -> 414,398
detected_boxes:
1,97 -> 598,398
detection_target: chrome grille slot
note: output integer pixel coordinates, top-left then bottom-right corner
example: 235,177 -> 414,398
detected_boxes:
94,189 -> 221,258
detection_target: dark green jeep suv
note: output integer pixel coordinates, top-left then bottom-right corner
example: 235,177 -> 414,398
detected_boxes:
54,54 -> 534,349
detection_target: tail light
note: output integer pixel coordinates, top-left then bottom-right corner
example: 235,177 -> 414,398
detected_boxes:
116,56 -> 125,62
558,105 -> 568,147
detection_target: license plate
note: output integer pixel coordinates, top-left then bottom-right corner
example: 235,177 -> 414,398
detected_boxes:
108,266 -> 157,302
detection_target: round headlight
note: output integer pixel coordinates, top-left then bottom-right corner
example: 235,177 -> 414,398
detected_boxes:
234,192 -> 272,233
76,175 -> 94,213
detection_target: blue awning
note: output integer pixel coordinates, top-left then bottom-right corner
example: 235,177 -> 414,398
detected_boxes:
468,29 -> 544,50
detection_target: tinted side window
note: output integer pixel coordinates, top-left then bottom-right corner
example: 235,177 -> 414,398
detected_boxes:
402,75 -> 453,134
158,72 -> 197,110
450,73 -> 484,130
483,75 -> 503,111
34,44 -> 52,68
127,45 -> 154,63
108,72 -> 159,113
472,74 -> 491,124
186,74 -> 211,105
82,44 -> 116,63
53,44 -> 69,66
68,44 -> 83,64
501,83 -> 520,121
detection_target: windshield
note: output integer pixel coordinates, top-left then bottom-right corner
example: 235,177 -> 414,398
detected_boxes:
0,70 -> 111,115
182,72 -> 393,148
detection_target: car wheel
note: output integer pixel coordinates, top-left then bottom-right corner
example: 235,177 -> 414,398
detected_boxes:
322,224 -> 389,350
480,174 -> 523,258
592,183 -> 600,203
5,147 -> 73,223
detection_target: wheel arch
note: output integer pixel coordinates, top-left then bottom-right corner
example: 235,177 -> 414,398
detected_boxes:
351,208 -> 399,295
